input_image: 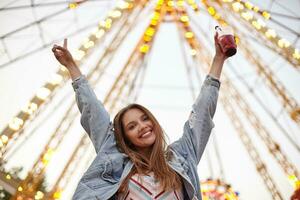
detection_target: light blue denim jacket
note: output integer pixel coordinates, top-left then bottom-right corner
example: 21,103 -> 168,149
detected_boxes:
71,75 -> 220,200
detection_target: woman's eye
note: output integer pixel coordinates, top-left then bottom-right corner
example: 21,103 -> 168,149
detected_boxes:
128,125 -> 135,130
143,116 -> 149,121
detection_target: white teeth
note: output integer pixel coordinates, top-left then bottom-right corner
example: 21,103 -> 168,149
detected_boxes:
141,131 -> 151,138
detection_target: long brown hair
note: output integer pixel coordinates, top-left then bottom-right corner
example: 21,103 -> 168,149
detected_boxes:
113,103 -> 181,192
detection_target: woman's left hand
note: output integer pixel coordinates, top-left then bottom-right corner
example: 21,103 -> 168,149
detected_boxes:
214,33 -> 228,62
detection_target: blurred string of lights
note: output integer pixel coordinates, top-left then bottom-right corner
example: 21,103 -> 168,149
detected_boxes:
47,135 -> 91,200
13,102 -> 79,200
229,0 -> 300,29
174,3 -> 241,199
14,6 -> 144,200
1,4 -> 151,197
12,0 -> 166,199
174,4 -> 240,199
176,1 -> 208,58
9,2 -> 152,199
218,82 -> 284,200
200,0 -> 300,124
176,11 -> 283,200
68,0 -> 86,9
176,2 -> 298,199
183,0 -> 200,13
193,0 -> 300,192
33,135 -> 91,200
198,1 -> 300,126
220,0 -> 300,67
47,2 -> 167,198
201,179 -> 239,200
174,5 -> 241,200
139,0 -> 172,53
0,1 -> 138,198
105,0 -> 168,114
0,0 -> 136,162
195,0 -> 300,191
0,0 -> 298,199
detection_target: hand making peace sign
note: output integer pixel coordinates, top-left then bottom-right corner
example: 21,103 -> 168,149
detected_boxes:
52,39 -> 76,69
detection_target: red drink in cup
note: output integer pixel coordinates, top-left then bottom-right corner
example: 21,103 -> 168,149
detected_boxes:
215,26 -> 237,57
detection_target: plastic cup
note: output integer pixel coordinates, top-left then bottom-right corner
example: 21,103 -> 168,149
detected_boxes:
215,26 -> 237,57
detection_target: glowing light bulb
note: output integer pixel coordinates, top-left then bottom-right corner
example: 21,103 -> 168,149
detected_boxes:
252,20 -> 261,30
49,74 -> 63,85
167,0 -> 174,7
180,15 -> 189,23
265,29 -> 276,38
185,32 -> 194,39
208,7 -> 215,15
42,149 -> 54,165
53,190 -> 62,199
36,87 -> 51,100
145,27 -> 155,37
241,11 -> 253,21
262,11 -> 270,19
34,191 -> 44,200
177,0 -> 184,7
6,174 -> 11,180
139,44 -> 149,53
22,102 -> 38,115
232,2 -> 244,12
117,1 -> 130,10
9,117 -> 24,131
190,49 -> 197,56
1,135 -> 9,144
245,2 -> 253,9
68,3 -> 78,9
253,6 -> 259,12
277,38 -> 290,48
108,10 -> 122,18
293,49 -> 300,59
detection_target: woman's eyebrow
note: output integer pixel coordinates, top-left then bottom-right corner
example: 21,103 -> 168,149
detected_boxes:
140,114 -> 145,118
125,113 -> 147,127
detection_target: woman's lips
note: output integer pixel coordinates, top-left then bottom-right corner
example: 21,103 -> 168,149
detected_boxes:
140,130 -> 152,138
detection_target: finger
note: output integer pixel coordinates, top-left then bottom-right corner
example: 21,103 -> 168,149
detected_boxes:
63,38 -> 67,49
57,52 -> 64,57
214,33 -> 218,42
53,51 -> 60,57
54,54 -> 60,60
52,47 -> 58,52
52,45 -> 58,52
55,46 -> 67,52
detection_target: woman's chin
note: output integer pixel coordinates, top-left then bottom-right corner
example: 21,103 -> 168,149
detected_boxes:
138,133 -> 156,148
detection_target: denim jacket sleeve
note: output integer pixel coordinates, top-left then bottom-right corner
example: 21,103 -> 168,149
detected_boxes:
72,75 -> 111,153
171,75 -> 220,165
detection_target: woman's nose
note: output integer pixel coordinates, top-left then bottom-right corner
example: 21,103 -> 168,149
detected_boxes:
138,122 -> 147,131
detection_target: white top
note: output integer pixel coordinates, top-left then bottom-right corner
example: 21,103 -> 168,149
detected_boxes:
117,172 -> 184,200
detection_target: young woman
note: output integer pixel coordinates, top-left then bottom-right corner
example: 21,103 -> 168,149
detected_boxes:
52,32 -> 231,199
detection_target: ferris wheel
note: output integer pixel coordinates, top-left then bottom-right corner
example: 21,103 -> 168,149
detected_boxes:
0,0 -> 299,199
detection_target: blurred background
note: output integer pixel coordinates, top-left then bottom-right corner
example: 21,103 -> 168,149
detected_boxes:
0,0 -> 300,199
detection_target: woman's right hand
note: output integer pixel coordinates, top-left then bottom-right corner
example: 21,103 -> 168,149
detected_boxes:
52,39 -> 76,69
52,39 -> 82,80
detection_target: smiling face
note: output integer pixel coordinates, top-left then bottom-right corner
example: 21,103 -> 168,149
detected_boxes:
122,108 -> 156,152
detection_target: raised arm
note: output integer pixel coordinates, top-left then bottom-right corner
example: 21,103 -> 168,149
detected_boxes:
52,39 -> 111,153
208,33 -> 227,79
170,33 -> 232,164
